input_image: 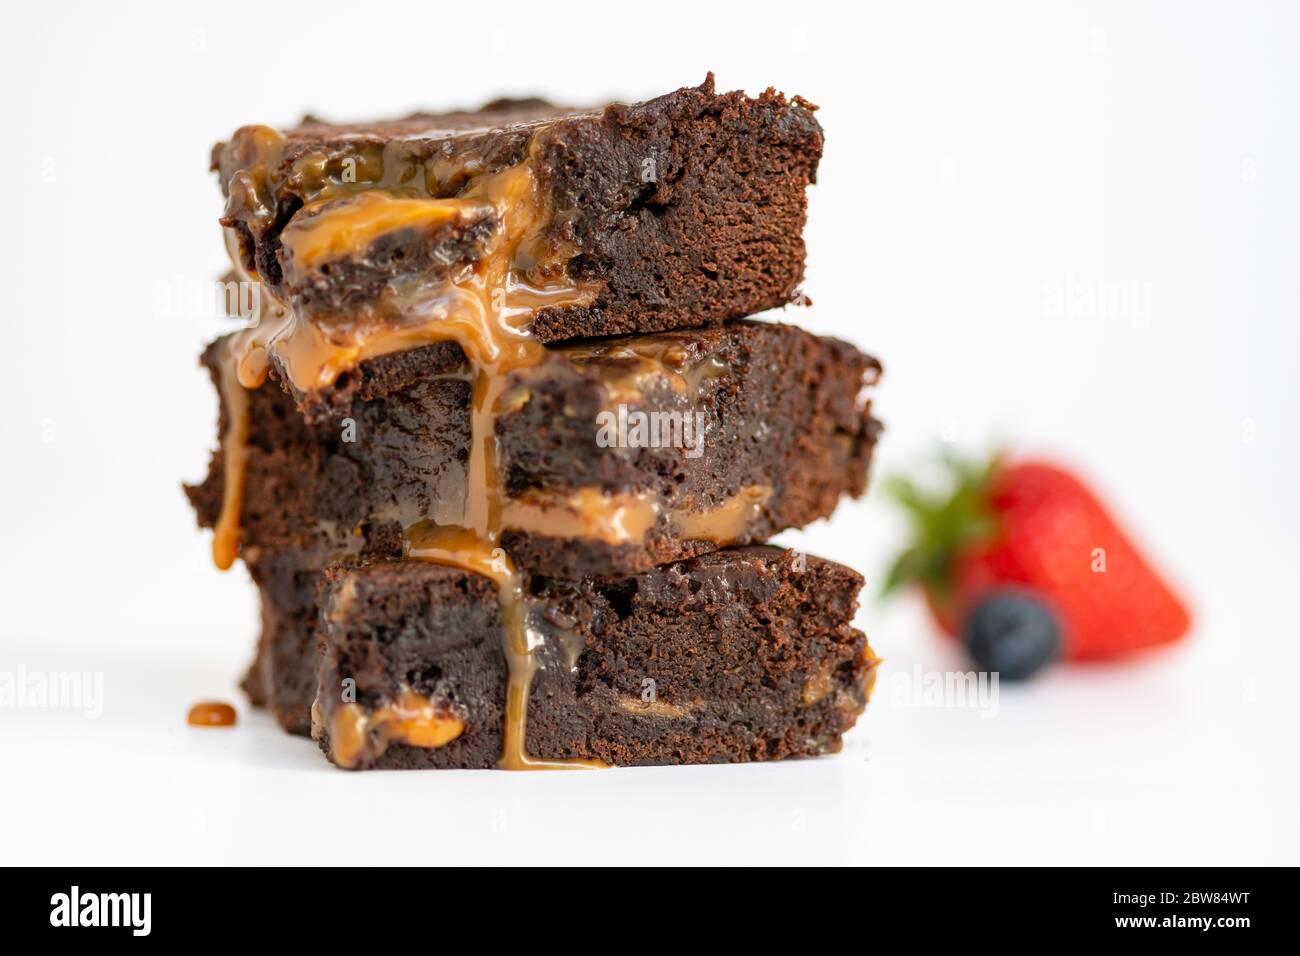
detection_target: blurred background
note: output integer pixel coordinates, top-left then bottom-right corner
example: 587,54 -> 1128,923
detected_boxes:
1,0 -> 1296,864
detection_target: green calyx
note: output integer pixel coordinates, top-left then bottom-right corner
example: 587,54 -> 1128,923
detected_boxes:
881,451 -> 1002,602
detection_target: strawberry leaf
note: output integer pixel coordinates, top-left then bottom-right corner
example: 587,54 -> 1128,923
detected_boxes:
881,450 -> 1002,599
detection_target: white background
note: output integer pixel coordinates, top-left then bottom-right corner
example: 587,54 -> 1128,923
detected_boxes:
1,0 -> 1296,865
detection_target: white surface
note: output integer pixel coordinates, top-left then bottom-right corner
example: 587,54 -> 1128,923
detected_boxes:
1,0 -> 1296,865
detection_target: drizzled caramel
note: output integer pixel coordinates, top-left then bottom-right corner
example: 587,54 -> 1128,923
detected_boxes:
216,123 -> 602,769
217,123 -> 594,398
211,338 -> 249,571
405,525 -> 603,770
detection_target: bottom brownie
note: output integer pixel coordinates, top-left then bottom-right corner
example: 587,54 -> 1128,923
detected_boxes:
311,546 -> 877,770
241,548 -> 327,736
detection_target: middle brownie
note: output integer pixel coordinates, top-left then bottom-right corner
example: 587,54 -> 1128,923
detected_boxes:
188,319 -> 882,580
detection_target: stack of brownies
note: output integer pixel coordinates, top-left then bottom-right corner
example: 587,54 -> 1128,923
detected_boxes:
187,75 -> 884,770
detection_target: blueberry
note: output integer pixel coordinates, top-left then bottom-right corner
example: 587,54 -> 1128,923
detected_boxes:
962,591 -> 1061,680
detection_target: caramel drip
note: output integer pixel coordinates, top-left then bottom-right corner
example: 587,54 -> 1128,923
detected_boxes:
406,525 -> 603,770
222,133 -> 597,400
222,125 -> 289,243
400,163 -> 599,769
214,130 -> 601,769
212,338 -> 250,571
187,701 -> 237,727
330,689 -> 465,769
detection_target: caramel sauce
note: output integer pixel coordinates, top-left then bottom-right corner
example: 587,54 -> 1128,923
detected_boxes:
211,338 -> 249,571
560,336 -> 731,403
406,524 -> 603,770
390,160 -> 600,770
218,126 -> 596,399
495,484 -> 772,548
222,125 -> 288,242
501,489 -> 659,546
330,689 -> 466,769
215,128 -> 602,769
281,193 -> 488,270
673,485 -> 772,543
801,666 -> 835,706
862,645 -> 882,701
616,696 -> 698,718
187,700 -> 237,727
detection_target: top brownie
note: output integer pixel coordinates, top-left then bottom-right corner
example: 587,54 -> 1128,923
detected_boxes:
213,74 -> 823,354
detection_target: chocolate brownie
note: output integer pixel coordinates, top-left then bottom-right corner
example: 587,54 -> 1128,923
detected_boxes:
312,546 -> 877,769
214,74 -> 823,359
240,548 -> 328,735
186,320 -> 883,580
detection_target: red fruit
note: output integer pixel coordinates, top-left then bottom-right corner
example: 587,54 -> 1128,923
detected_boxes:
884,455 -> 1191,661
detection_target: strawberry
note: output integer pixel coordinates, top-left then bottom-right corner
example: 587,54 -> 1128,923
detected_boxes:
884,454 -> 1191,661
